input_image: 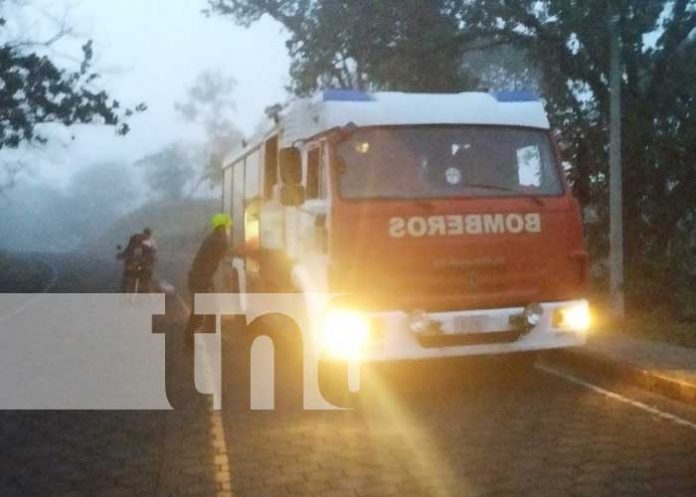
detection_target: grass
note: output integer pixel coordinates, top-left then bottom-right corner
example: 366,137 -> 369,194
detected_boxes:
590,296 -> 696,349
0,250 -> 54,292
623,311 -> 696,349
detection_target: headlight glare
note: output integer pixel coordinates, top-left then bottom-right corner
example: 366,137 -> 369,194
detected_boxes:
319,309 -> 370,360
553,302 -> 591,332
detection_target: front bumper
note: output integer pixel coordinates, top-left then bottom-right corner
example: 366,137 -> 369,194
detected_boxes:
359,300 -> 588,362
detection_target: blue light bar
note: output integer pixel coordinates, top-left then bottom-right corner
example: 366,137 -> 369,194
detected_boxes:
322,89 -> 374,102
491,90 -> 539,102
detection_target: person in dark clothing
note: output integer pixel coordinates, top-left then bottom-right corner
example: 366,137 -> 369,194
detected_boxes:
185,213 -> 232,342
117,227 -> 157,293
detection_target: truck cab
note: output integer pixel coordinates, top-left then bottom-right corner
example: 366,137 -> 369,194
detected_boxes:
222,90 -> 590,362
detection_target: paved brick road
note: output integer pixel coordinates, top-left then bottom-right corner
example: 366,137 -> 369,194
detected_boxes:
213,356 -> 696,497
1,254 -> 695,497
2,332 -> 695,497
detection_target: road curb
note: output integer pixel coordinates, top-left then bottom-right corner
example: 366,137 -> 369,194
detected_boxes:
544,347 -> 696,405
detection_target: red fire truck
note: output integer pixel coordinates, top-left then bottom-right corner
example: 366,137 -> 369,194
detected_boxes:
221,90 -> 590,363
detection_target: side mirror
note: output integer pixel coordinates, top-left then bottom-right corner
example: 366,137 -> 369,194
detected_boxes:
280,184 -> 305,206
279,147 -> 302,184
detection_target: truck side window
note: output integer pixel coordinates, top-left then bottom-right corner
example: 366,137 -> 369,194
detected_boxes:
306,147 -> 323,199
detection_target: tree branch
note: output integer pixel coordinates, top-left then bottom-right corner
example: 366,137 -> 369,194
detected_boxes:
647,0 -> 696,99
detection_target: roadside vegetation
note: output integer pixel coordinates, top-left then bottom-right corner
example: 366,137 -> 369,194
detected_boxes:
592,295 -> 696,349
91,199 -> 219,290
92,198 -> 217,255
0,250 -> 54,292
625,312 -> 696,349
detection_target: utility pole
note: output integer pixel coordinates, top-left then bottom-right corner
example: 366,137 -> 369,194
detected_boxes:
609,13 -> 624,321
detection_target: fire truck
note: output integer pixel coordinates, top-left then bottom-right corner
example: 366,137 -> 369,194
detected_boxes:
221,90 -> 590,364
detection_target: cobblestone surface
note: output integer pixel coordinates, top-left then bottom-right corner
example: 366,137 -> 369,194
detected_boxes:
2,343 -> 694,497
0,412 -> 164,497
1,255 -> 695,497
216,359 -> 696,497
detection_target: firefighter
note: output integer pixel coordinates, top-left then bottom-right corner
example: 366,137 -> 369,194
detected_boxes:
117,227 -> 157,293
184,213 -> 232,344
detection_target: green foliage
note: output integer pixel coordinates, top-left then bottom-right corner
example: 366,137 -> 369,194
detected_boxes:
460,44 -> 540,92
0,1 -> 146,193
207,0 -> 476,94
0,37 -> 145,150
454,0 -> 696,310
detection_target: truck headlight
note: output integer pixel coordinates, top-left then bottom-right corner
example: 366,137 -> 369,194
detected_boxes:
319,309 -> 370,360
553,302 -> 591,332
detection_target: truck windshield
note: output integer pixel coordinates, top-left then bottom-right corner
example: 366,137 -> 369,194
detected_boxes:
335,126 -> 563,199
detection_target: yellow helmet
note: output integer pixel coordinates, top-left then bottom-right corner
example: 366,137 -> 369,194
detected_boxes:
210,213 -> 232,229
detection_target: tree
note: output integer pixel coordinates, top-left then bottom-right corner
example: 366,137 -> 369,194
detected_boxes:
135,143 -> 198,201
0,1 -> 145,193
134,71 -> 243,201
451,0 -> 696,308
460,44 -> 540,92
206,0 -> 476,94
175,70 -> 244,186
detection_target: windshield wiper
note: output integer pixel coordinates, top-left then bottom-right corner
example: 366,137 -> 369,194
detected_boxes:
462,182 -> 519,193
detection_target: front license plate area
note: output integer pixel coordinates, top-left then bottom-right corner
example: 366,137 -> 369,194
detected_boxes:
415,313 -> 522,347
442,314 -> 513,335
448,315 -> 489,335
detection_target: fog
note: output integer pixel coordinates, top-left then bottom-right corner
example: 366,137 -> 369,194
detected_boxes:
0,0 -> 290,254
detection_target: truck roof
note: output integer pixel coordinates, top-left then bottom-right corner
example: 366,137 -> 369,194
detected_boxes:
223,90 -> 550,165
280,90 -> 550,147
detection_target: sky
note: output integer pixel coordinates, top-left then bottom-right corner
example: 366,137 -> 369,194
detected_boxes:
13,0 -> 291,185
